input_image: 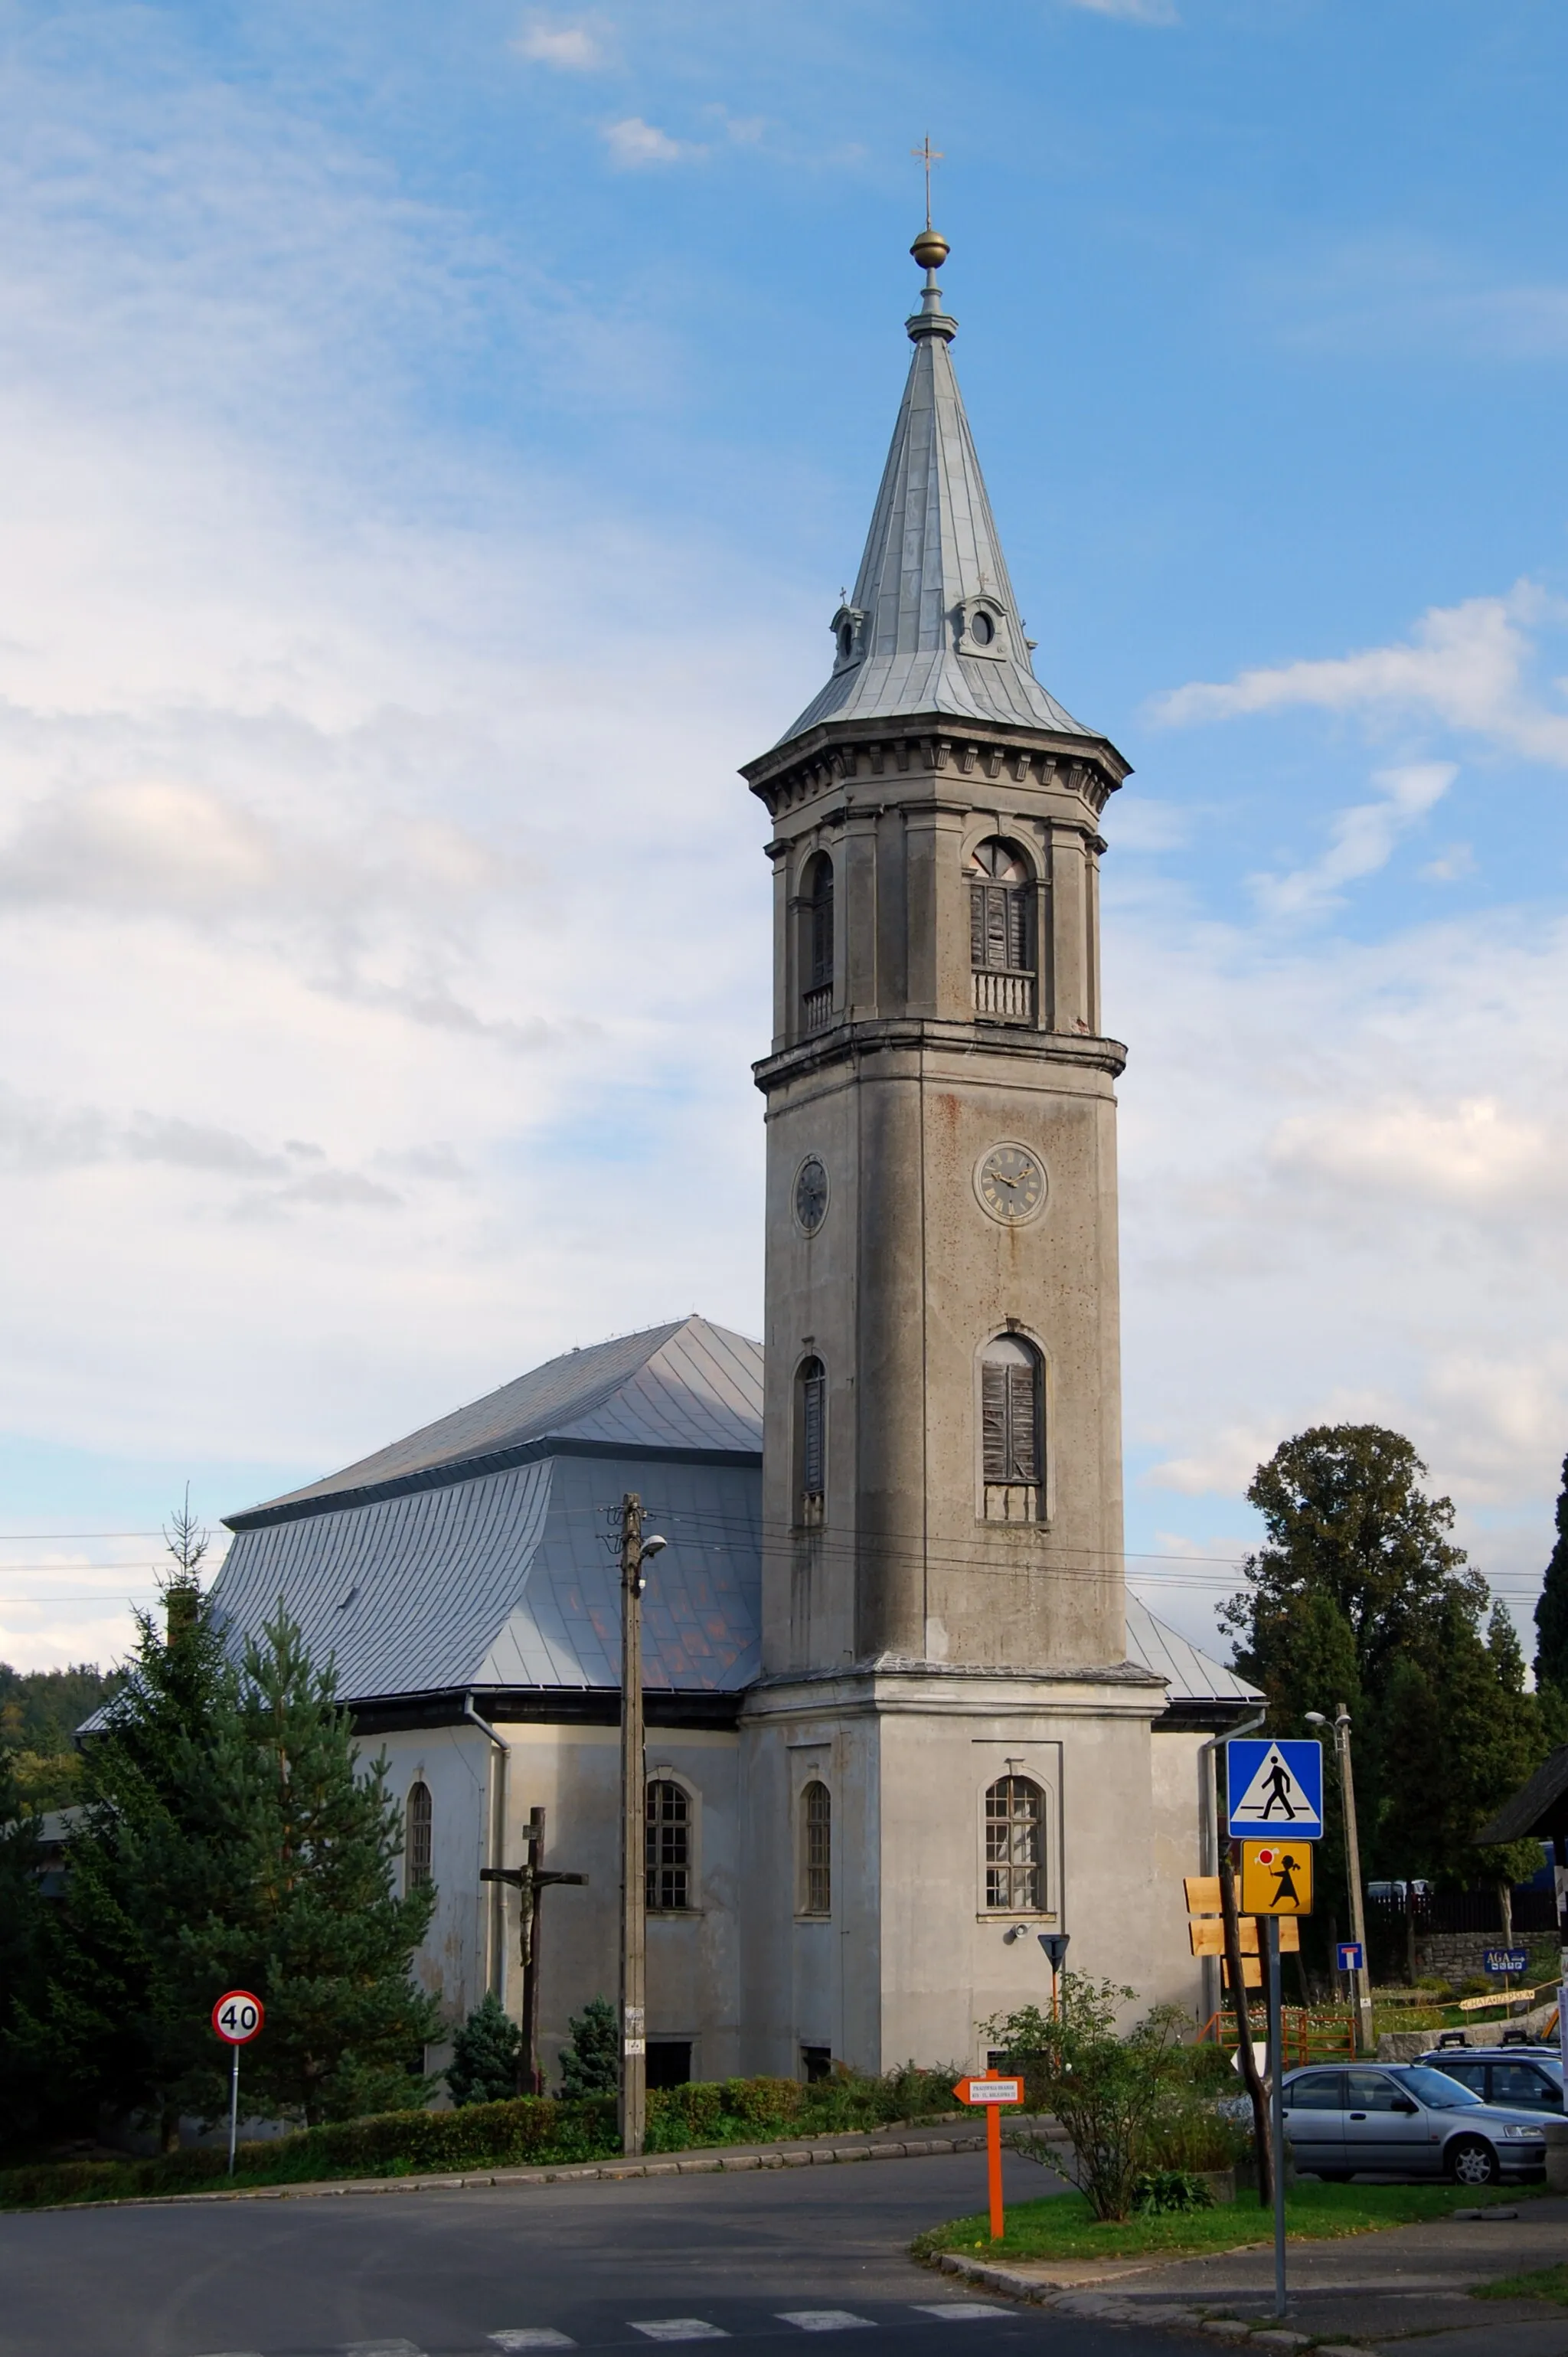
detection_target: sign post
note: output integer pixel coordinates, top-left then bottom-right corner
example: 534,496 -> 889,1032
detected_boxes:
953,2070 -> 1022,2243
1243,1843 -> 1312,2323
211,1990 -> 264,2176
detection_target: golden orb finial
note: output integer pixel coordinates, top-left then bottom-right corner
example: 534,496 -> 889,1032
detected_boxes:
911,227 -> 949,270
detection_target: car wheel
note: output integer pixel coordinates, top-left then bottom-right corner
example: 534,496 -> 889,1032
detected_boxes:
1447,2136 -> 1501,2187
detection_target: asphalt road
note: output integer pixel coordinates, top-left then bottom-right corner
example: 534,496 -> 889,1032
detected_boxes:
0,2150 -> 1177,2357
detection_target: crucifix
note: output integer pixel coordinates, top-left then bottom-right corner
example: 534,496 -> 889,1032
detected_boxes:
911,133 -> 943,230
480,1806 -> 586,2097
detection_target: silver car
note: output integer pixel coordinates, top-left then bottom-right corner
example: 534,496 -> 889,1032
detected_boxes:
1282,2062 -> 1550,2185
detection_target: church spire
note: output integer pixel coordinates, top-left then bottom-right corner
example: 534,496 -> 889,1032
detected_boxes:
779,229 -> 1094,747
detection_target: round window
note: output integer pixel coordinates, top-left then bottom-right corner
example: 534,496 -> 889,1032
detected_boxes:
971,610 -> 995,646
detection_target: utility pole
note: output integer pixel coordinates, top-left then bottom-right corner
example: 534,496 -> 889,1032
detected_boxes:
618,1493 -> 666,2158
1335,1703 -> 1375,2055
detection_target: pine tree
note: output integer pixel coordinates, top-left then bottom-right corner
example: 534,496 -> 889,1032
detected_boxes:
558,1996 -> 619,2097
210,1607 -> 443,2124
0,1750 -> 51,2148
16,1515 -> 242,2142
446,1991 -> 523,2107
1534,1451 -> 1568,1707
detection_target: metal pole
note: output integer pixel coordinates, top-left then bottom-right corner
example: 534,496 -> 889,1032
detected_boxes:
227,2043 -> 240,2177
619,1493 -> 647,2158
1336,1705 -> 1374,2055
1266,1915 -> 1286,2319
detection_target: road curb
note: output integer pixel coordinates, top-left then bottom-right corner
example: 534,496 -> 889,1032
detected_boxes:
7,2129 -> 988,2215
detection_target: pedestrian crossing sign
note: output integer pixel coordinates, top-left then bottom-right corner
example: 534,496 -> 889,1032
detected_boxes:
1226,1737 -> 1323,1840
1240,1840 -> 1313,1916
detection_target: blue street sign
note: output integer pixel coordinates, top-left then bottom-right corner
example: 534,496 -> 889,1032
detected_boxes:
1227,1738 -> 1325,1841
1484,1948 -> 1529,1976
1336,1941 -> 1364,1973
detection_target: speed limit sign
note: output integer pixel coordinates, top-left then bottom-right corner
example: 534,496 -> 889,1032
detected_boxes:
212,1989 -> 264,2044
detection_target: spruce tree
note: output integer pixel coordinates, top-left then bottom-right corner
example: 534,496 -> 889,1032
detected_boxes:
0,1750 -> 51,2148
1534,1450 -> 1568,1709
211,1607 -> 442,2124
447,1991 -> 523,2106
558,1996 -> 619,2097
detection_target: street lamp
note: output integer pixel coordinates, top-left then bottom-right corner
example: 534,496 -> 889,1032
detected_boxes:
1306,1705 -> 1374,2055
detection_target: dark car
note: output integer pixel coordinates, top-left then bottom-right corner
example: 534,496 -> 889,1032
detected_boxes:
1282,2062 -> 1551,2185
1413,2047 -> 1563,2115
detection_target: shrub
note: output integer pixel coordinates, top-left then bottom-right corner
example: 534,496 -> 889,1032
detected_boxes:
986,1979 -> 1194,2224
1132,2167 -> 1215,2215
558,1998 -> 619,2098
446,1993 -> 523,2107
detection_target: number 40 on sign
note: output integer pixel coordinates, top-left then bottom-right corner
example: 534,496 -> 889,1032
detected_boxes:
212,1989 -> 264,2178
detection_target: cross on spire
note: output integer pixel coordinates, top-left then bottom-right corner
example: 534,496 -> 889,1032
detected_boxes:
911,134 -> 943,230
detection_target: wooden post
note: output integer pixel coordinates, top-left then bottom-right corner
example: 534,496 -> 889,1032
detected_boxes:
619,1492 -> 647,2158
1336,1706 -> 1375,2055
520,1807 -> 546,2097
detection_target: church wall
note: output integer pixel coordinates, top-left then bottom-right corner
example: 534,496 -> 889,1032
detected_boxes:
370,1724 -> 499,2058
1148,1728 -> 1209,2022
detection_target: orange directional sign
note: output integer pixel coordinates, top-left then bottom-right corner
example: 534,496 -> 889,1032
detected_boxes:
1240,1841 -> 1313,1916
953,2071 -> 1021,2241
953,2074 -> 1022,2106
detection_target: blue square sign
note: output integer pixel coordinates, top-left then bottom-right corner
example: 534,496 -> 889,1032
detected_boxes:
1336,1940 -> 1364,1973
1227,1738 -> 1324,1840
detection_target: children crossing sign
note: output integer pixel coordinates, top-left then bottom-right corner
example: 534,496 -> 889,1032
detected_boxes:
1227,1738 -> 1324,1840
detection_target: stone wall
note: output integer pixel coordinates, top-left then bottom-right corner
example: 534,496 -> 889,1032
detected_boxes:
1413,1929 -> 1558,1986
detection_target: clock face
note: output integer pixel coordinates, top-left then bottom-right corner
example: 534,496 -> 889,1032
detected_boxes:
975,1143 -> 1047,1225
795,1155 -> 829,1235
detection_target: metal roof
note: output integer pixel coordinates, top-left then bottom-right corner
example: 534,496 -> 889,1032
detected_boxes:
210,1452 -> 762,1704
1124,1594 -> 1263,1708
229,1316 -> 763,1529
779,254 -> 1096,748
201,1316 -> 1249,1713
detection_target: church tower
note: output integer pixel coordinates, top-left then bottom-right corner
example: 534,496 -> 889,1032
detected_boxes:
737,228 -> 1170,2077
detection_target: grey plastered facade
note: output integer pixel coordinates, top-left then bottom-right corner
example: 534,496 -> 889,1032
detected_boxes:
202,236 -> 1262,2088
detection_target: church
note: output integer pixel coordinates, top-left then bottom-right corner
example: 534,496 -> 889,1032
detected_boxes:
207,226 -> 1260,2087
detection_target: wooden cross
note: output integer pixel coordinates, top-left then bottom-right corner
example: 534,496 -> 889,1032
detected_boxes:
912,134 -> 943,230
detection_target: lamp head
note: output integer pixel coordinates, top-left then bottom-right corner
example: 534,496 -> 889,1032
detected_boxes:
641,1534 -> 668,1558
1303,1711 -> 1328,1725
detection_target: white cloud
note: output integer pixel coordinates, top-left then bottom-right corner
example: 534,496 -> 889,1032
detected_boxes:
1154,584 -> 1568,766
1062,0 -> 1179,21
1250,761 -> 1455,917
602,117 -> 699,168
514,18 -> 608,70
1421,842 -> 1477,883
1143,1426 -> 1283,1497
1268,1096 -> 1555,1205
1066,0 -> 1174,18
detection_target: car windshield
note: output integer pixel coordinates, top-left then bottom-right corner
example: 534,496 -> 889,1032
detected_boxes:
1392,2066 -> 1484,2109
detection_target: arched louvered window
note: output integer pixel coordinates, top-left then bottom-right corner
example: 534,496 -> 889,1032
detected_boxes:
985,1775 -> 1044,1912
801,1780 -> 831,1916
981,1339 -> 1037,1479
645,1779 -> 691,1911
406,1780 -> 433,1891
797,1355 -> 826,1525
967,839 -> 1034,1021
801,854 -> 834,1034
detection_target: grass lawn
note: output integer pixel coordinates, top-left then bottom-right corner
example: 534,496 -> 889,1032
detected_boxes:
1474,2264 -> 1568,2306
916,2180 -> 1544,2267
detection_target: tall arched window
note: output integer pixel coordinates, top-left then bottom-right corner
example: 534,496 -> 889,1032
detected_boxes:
801,853 -> 835,1035
801,1780 -> 831,1916
797,1355 -> 826,1525
981,1334 -> 1043,1522
985,1775 -> 1044,1911
645,1779 -> 691,1911
406,1780 -> 433,1891
966,839 -> 1034,1021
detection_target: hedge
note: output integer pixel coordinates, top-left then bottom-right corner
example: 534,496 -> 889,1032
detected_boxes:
0,2066 -> 962,2211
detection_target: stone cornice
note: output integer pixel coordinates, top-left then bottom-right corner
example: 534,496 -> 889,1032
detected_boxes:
753,1017 -> 1129,1094
742,715 -> 1129,827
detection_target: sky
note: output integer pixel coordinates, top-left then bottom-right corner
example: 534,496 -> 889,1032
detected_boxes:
4,0 -> 1568,1675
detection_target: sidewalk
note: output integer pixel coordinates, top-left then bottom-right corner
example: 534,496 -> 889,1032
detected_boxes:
934,2193 -> 1568,2352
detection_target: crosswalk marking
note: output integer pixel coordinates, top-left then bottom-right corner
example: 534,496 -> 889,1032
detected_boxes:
342,2343 -> 426,2356
776,2313 -> 875,2332
490,2335 -> 577,2351
629,2326 -> 730,2343
906,2307 -> 1011,2323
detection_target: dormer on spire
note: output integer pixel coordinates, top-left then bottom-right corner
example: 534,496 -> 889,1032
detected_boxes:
777,230 -> 1096,747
